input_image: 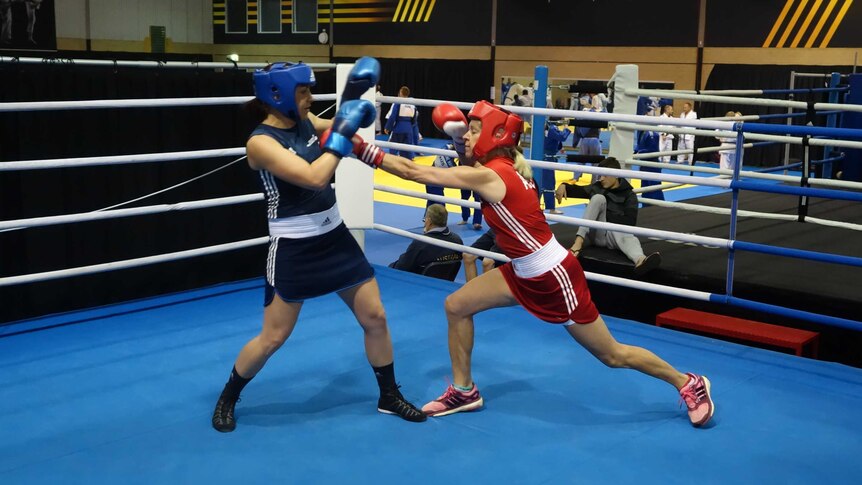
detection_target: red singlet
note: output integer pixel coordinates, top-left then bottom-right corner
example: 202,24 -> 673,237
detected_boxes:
481,157 -> 599,324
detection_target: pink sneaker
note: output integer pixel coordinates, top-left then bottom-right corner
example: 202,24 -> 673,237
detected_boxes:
679,373 -> 714,427
422,384 -> 484,417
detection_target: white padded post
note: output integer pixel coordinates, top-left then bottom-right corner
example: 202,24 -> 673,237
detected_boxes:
334,63 -> 375,249
608,64 -> 638,165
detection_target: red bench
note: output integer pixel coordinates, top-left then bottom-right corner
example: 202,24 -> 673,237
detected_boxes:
655,307 -> 820,358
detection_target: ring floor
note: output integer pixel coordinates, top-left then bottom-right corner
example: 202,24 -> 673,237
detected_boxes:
2,269 -> 861,484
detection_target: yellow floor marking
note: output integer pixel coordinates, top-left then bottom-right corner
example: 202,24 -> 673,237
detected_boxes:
372,156 -> 697,212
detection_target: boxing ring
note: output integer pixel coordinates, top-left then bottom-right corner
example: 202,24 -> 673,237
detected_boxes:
1,59 -> 862,483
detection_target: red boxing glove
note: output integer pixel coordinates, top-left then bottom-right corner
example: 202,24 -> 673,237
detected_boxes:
319,129 -> 384,168
432,103 -> 469,140
352,134 -> 385,168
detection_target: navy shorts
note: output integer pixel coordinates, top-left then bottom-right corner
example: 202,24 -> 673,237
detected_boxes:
264,223 -> 375,305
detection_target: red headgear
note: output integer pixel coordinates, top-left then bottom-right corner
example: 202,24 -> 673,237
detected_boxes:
467,100 -> 523,159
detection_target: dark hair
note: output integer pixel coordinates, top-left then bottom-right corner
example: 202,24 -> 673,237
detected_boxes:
598,157 -> 621,170
244,98 -> 270,124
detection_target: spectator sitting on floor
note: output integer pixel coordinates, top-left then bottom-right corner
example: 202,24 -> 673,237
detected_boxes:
389,204 -> 463,276
555,157 -> 662,275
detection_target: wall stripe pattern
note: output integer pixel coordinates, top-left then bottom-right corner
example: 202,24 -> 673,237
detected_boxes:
214,0 -> 438,26
763,0 -> 854,48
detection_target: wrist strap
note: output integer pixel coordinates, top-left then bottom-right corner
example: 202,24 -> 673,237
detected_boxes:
357,142 -> 383,168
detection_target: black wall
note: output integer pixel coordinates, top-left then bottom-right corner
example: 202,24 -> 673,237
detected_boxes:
496,0 -> 699,46
0,58 -> 488,323
368,58 -> 493,136
0,63 -> 334,323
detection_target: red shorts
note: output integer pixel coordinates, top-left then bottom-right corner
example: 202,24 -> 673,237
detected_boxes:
499,252 -> 599,325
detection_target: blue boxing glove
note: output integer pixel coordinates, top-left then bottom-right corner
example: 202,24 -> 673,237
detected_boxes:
322,99 -> 377,157
341,56 -> 380,104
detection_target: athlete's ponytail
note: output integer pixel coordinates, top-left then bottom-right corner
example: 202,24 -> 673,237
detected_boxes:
510,147 -> 533,180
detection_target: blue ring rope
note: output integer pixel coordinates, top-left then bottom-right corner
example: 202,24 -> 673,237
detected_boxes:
756,110 -> 843,121
744,122 -> 862,139
733,241 -> 862,267
708,294 -> 862,331
760,86 -> 849,96
731,180 -> 862,202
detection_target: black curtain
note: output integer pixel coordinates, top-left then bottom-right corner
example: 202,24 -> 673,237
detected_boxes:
0,62 -> 336,323
336,58 -> 493,137
698,64 -> 852,167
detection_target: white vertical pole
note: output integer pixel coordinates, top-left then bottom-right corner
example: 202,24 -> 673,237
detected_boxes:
334,63 -> 375,250
608,64 -> 638,165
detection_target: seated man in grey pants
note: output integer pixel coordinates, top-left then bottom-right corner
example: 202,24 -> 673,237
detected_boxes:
555,157 -> 661,275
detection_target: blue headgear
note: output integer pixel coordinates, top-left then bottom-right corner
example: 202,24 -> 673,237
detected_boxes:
253,62 -> 316,121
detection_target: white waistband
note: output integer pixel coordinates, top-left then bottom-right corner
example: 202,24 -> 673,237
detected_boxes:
511,238 -> 568,279
268,205 -> 342,239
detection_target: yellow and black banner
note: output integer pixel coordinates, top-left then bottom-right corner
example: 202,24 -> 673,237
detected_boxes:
214,0 -> 490,45
707,0 -> 860,47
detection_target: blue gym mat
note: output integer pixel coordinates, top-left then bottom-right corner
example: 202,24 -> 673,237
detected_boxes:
1,268 -> 860,484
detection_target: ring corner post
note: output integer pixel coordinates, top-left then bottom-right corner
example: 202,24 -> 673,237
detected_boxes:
334,62 -> 375,250
608,64 -> 638,165
530,65 -> 549,207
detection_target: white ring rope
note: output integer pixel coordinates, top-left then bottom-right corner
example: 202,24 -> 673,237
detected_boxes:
376,139 -> 862,232
374,224 -> 506,262
373,223 -> 713,302
375,184 -> 480,210
0,155 -> 251,233
794,72 -> 848,78
376,141 -> 458,158
617,122 -> 862,151
634,183 -> 685,194
0,237 -> 270,287
376,95 -> 737,131
0,93 -> 337,113
528,159 -> 732,188
0,194 -> 263,231
0,147 -> 246,171
374,184 -> 728,248
0,56 -> 337,70
0,237 -> 269,287
0,80 -> 851,321
623,87 -> 862,114
374,94 -> 860,149
375,140 -> 731,190
638,198 -> 862,231
625,159 -> 862,190
632,143 -> 751,159
703,114 -> 774,121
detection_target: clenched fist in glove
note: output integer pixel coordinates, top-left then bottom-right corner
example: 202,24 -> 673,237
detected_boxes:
432,103 -> 468,156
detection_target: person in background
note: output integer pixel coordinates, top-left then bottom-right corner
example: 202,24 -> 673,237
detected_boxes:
677,102 -> 698,165
462,229 -> 501,282
556,157 -> 662,275
384,85 -> 420,159
658,104 -> 675,163
374,84 -> 383,135
424,143 -> 457,210
542,121 -> 571,215
389,204 -> 463,277
716,111 -> 744,172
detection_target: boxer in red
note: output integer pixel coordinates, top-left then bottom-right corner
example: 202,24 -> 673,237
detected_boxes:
350,101 -> 714,428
